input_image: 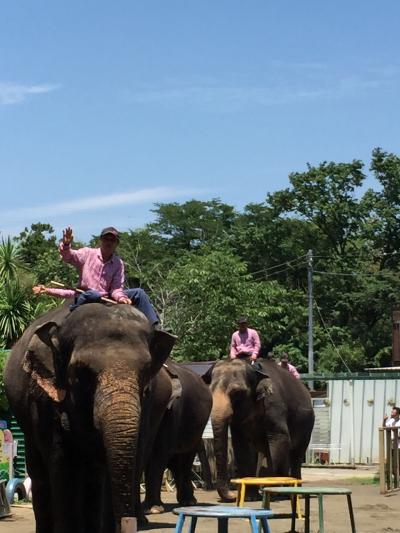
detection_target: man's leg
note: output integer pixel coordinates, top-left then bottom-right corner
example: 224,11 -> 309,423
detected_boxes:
70,290 -> 102,311
124,288 -> 159,326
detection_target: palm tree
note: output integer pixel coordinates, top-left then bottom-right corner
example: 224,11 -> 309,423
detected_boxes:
0,281 -> 32,348
0,237 -> 25,283
0,238 -> 40,348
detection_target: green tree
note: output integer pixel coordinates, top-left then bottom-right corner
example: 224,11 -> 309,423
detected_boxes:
15,222 -> 79,286
0,281 -> 32,348
16,222 -> 58,266
0,350 -> 10,413
274,159 -> 367,257
0,236 -> 59,348
0,237 -> 26,283
162,248 -> 307,363
148,199 -> 237,253
365,148 -> 400,270
231,202 -> 316,288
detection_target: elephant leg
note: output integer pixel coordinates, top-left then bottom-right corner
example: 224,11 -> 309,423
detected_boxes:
143,459 -> 166,514
168,451 -> 197,506
85,463 -> 114,533
49,459 -> 83,533
24,421 -> 83,533
230,426 -> 259,500
289,410 -> 315,479
45,430 -> 83,533
26,442 -> 53,533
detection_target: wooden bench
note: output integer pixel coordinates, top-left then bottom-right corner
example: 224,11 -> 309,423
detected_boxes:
262,486 -> 356,533
173,505 -> 273,533
230,476 -> 302,518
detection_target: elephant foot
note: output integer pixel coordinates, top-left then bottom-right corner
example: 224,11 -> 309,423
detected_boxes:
217,489 -> 236,502
137,514 -> 149,527
143,504 -> 165,515
178,496 -> 197,507
245,492 -> 262,502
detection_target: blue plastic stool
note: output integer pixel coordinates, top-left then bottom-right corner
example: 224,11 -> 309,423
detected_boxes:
173,505 -> 273,533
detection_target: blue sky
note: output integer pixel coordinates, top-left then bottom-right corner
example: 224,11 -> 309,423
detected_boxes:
1,1 -> 399,242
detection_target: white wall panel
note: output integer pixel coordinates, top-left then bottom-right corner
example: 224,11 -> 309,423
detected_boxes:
326,378 -> 400,463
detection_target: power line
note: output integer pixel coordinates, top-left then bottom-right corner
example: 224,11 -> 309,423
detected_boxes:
314,299 -> 352,373
314,269 -> 393,278
246,254 -> 308,277
251,261 -> 307,281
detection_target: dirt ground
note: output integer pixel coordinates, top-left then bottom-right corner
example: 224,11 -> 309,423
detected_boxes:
1,467 -> 399,532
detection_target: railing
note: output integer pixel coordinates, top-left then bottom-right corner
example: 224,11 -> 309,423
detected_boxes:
307,443 -> 344,465
378,427 -> 400,494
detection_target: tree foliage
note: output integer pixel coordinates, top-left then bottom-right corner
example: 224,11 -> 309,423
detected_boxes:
1,149 -> 400,374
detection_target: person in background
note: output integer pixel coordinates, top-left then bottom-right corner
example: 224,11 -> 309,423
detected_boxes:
229,316 -> 261,362
383,406 -> 400,474
33,226 -> 159,327
383,406 -> 400,431
279,352 -> 300,379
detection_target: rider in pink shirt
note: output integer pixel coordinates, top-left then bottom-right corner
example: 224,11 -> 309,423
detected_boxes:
230,316 -> 261,362
279,353 -> 300,379
32,226 -> 159,325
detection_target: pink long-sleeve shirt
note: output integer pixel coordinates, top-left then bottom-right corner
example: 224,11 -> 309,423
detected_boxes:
230,328 -> 261,358
46,287 -> 76,298
279,362 -> 300,379
59,243 -> 125,302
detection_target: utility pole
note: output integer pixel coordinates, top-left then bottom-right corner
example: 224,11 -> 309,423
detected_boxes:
307,249 -> 314,390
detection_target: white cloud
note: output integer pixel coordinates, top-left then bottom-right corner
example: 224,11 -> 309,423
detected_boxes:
0,82 -> 60,105
1,186 -> 204,222
125,76 -> 386,111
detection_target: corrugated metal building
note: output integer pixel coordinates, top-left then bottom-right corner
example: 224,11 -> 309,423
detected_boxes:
307,372 -> 400,464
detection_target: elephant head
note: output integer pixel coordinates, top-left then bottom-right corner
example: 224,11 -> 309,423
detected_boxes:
203,358 -> 267,501
17,303 -> 175,533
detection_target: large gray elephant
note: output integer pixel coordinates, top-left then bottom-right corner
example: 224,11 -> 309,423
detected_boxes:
143,360 -> 212,514
204,358 -> 314,501
4,302 -> 175,533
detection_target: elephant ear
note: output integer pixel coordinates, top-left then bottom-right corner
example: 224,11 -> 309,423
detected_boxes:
256,377 -> 274,402
248,360 -> 269,378
149,330 -> 177,375
23,321 -> 66,403
201,362 -> 216,384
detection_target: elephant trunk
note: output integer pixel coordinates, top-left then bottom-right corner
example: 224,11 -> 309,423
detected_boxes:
94,367 -> 141,533
211,389 -> 236,502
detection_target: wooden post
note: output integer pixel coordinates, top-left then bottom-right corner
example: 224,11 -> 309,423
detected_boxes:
394,429 -> 399,489
386,429 -> 393,491
379,428 -> 386,494
121,517 -> 137,533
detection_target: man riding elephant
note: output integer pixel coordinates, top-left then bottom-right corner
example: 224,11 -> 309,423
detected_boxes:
33,226 -> 159,327
229,316 -> 261,362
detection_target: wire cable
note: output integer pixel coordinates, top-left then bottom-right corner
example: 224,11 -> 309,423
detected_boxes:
314,269 -> 391,278
314,299 -> 352,373
251,261 -> 308,280
245,254 -> 308,277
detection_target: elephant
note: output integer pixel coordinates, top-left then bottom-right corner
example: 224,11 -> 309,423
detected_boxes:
142,360 -> 212,514
203,358 -> 314,501
4,302 -> 176,533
